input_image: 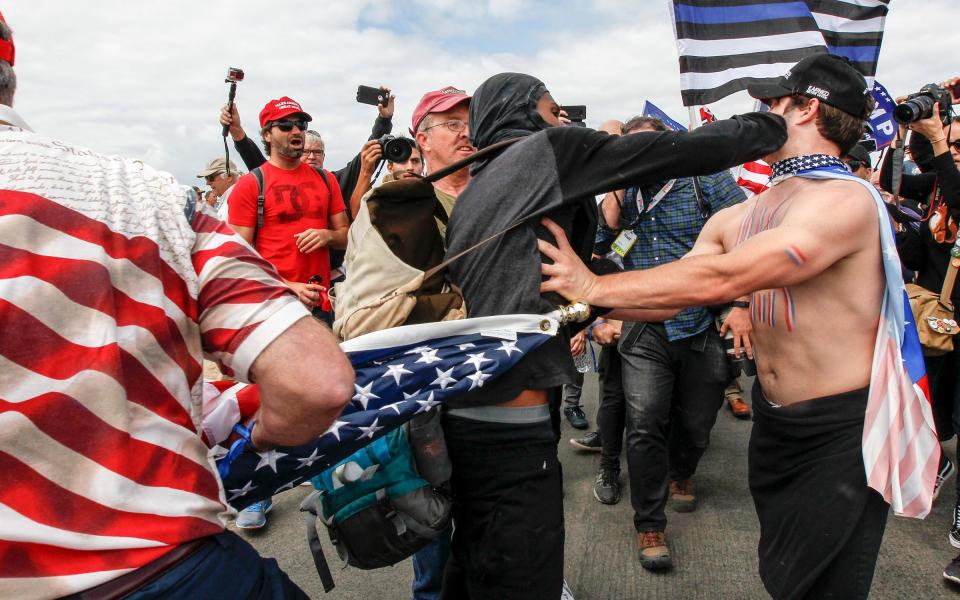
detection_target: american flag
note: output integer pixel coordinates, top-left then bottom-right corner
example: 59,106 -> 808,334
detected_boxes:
669,0 -> 890,106
214,313 -> 560,510
737,160 -> 773,197
797,167 -> 939,518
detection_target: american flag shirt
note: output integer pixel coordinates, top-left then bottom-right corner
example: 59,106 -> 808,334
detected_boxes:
0,113 -> 310,599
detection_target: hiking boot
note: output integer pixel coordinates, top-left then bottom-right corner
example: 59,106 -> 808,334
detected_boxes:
669,479 -> 698,513
727,395 -> 751,419
564,405 -> 589,430
236,499 -> 272,530
944,553 -> 960,585
637,531 -> 672,571
935,456 -> 955,502
950,500 -> 960,549
593,469 -> 621,505
570,430 -> 602,452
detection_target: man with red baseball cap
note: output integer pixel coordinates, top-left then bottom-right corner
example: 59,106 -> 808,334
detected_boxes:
226,98 -> 350,529
0,10 -> 18,119
0,14 -> 352,600
412,86 -> 474,235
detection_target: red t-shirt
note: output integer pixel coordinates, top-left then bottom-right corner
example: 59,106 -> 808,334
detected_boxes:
229,162 -> 346,285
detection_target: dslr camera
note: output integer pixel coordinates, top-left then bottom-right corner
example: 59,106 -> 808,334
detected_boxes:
377,135 -> 413,163
894,83 -> 953,125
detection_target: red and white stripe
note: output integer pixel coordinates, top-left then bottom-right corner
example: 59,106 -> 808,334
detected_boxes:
736,160 -> 772,197
0,129 -> 309,599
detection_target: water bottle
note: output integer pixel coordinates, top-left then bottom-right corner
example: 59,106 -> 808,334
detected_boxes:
573,350 -> 591,373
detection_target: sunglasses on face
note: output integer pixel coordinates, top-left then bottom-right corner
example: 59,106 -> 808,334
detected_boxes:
951,140 -> 960,152
271,120 -> 308,132
204,173 -> 221,184
846,160 -> 865,171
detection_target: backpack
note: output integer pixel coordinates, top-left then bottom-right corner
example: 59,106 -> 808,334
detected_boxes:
299,139 -> 522,593
300,416 -> 452,592
330,138 -> 521,341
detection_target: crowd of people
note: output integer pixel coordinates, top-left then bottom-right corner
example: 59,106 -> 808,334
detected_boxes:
3,9 -> 960,600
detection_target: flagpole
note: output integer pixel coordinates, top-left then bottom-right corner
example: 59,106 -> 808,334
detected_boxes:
688,106 -> 699,131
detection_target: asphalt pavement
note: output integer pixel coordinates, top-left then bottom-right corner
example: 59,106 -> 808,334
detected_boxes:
243,373 -> 960,599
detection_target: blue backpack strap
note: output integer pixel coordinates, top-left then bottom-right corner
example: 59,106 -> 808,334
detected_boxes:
252,167 -> 265,243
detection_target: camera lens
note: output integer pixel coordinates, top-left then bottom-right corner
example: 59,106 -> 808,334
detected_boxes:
381,137 -> 412,163
894,95 -> 935,124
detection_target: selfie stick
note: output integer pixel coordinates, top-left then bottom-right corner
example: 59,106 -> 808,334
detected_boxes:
222,69 -> 243,178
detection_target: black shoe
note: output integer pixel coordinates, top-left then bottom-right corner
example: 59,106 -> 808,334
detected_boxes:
564,405 -> 589,430
950,500 -> 960,549
935,456 -> 955,502
570,430 -> 602,452
944,553 -> 960,585
593,469 -> 621,505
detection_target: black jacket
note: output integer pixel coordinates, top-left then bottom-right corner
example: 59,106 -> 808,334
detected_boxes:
443,72 -> 787,408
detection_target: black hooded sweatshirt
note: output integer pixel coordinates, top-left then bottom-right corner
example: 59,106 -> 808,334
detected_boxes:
444,72 -> 787,409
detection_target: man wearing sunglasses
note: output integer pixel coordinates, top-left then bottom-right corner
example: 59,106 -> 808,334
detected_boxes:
196,157 -> 240,220
228,97 -> 349,320
844,142 -> 874,181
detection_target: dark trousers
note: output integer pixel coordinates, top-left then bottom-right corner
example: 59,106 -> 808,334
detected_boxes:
440,414 -> 564,600
618,323 -> 727,532
925,344 -> 958,442
92,531 -> 308,599
597,346 -> 626,472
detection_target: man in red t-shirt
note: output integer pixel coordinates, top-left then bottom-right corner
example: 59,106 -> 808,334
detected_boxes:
229,96 -> 349,309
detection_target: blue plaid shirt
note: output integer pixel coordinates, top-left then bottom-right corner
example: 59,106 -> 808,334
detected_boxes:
595,171 -> 745,340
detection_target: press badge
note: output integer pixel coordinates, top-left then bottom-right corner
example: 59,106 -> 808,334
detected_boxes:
611,230 -> 638,257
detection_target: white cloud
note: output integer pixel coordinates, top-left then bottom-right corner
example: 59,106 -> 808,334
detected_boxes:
3,0 -> 956,187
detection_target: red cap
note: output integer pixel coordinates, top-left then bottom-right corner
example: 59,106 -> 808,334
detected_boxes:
0,11 -> 14,67
410,86 -> 470,134
258,96 -> 312,128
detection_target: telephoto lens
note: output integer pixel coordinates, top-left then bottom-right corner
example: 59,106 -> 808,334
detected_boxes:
894,95 -> 936,124
378,135 -> 413,163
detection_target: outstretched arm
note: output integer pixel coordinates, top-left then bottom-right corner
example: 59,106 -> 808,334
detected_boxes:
540,180 -> 876,310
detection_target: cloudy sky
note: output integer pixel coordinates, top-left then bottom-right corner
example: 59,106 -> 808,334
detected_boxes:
4,1 -> 956,185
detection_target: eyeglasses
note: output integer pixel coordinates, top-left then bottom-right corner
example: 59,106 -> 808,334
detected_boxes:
302,149 -> 325,156
845,160 -> 865,171
951,140 -> 960,152
204,173 -> 222,184
271,120 -> 308,132
423,119 -> 468,133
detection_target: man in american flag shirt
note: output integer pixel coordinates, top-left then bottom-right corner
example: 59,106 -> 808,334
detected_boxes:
0,14 -> 353,599
539,54 -> 939,600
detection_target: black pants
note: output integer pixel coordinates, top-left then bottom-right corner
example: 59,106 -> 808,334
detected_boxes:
618,323 -> 728,532
597,346 -> 626,473
749,383 -> 889,600
440,414 -> 564,600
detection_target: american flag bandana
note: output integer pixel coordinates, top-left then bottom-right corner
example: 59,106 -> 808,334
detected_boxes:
215,312 -> 561,510
787,166 -> 939,518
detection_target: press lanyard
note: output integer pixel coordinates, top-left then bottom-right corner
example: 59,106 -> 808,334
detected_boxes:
637,179 -> 676,216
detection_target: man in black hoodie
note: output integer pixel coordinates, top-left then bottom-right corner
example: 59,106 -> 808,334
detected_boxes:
440,72 -> 785,599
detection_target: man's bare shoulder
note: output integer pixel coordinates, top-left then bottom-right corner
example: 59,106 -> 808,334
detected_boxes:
785,177 -> 877,228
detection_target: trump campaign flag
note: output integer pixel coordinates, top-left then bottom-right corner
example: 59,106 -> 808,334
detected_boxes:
669,0 -> 890,106
865,80 -> 897,150
641,100 -> 688,131
211,312 -> 562,510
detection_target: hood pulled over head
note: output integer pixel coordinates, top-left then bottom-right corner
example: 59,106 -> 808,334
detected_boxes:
468,72 -> 552,155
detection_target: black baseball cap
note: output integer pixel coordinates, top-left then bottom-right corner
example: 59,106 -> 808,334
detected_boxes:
845,143 -> 871,165
747,53 -> 871,118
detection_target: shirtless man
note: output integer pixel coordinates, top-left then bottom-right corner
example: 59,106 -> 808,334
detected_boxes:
539,54 -> 936,600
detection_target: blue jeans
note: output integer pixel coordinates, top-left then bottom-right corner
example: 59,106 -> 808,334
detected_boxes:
121,531 -> 307,599
618,323 -> 727,532
411,526 -> 452,600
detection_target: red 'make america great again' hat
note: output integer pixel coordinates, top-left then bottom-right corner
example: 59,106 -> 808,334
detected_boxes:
0,11 -> 15,66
